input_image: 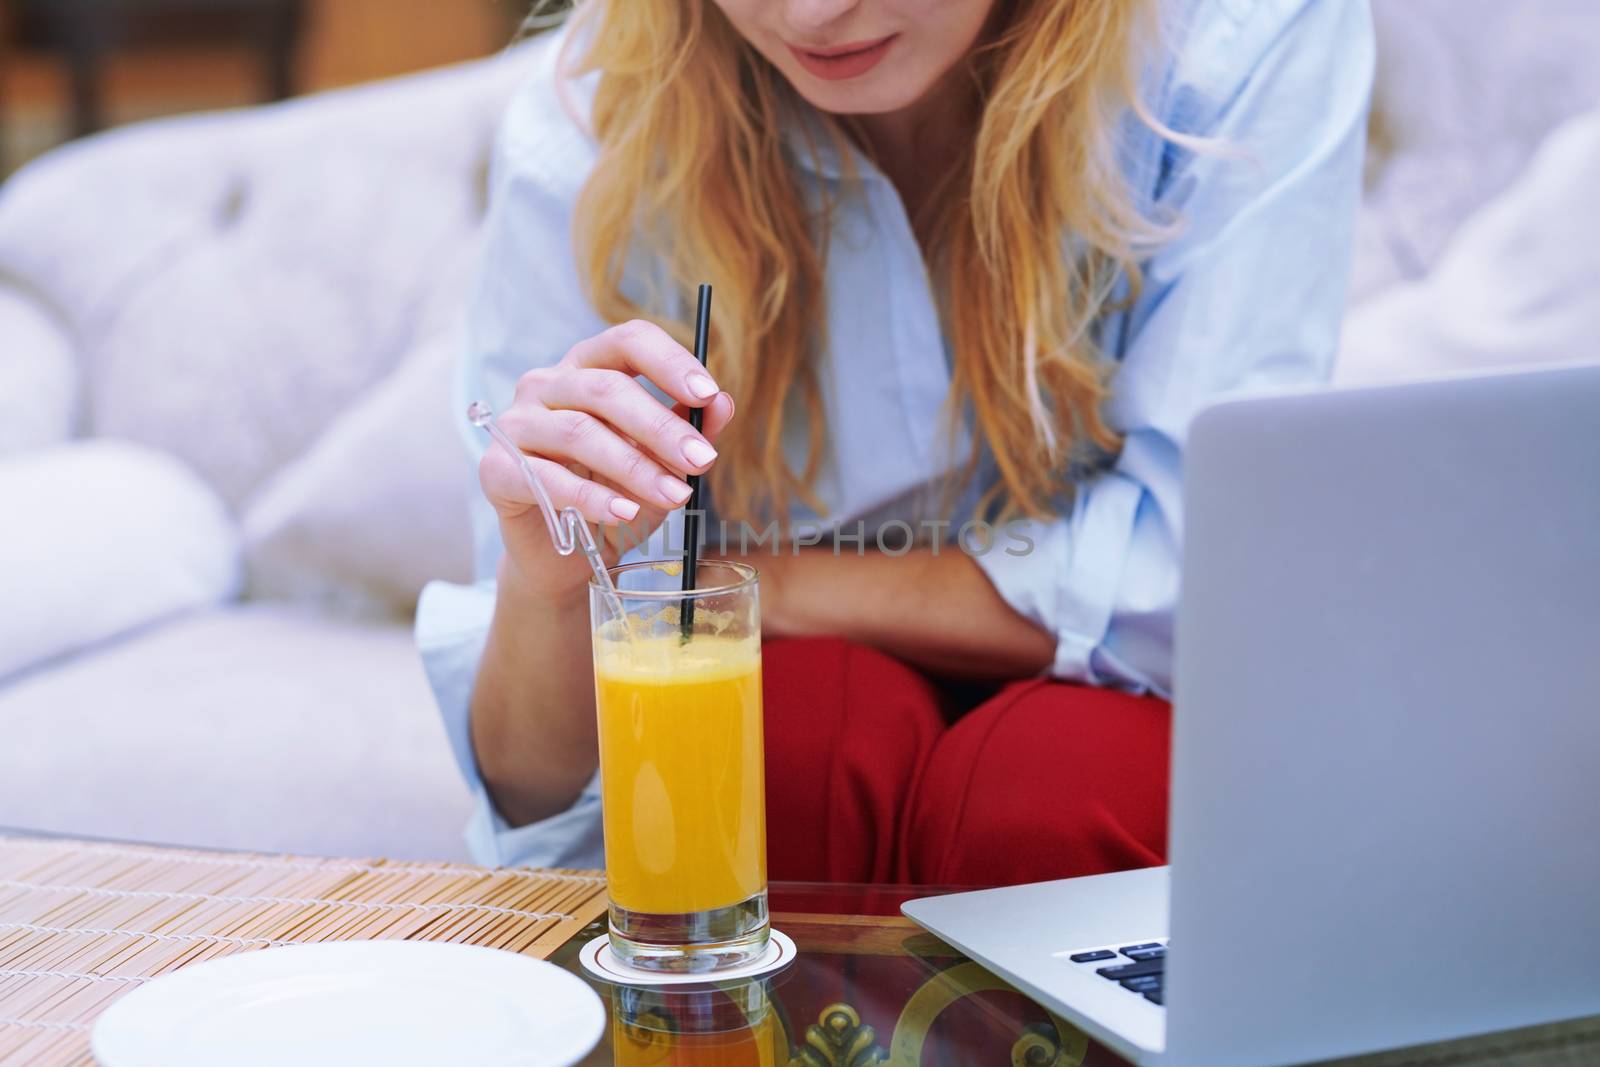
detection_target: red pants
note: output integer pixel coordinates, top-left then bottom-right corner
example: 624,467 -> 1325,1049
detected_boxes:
762,637 -> 1170,887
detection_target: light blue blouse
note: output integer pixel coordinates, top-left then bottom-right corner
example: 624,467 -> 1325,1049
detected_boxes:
416,0 -> 1375,869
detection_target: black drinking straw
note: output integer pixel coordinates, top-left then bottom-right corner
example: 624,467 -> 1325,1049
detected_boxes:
680,284 -> 713,640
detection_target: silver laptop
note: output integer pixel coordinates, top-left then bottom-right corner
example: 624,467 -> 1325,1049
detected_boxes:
904,364 -> 1600,1066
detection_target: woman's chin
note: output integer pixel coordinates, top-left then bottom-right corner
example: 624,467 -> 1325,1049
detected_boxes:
784,69 -> 934,119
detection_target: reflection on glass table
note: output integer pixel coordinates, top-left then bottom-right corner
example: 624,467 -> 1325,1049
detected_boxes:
556,881 -> 1600,1067
556,882 -> 1104,1067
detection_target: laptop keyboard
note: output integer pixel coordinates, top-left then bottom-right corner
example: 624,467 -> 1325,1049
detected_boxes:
1064,940 -> 1168,1006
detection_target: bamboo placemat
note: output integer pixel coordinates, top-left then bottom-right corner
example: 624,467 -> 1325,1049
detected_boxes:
0,835 -> 608,1066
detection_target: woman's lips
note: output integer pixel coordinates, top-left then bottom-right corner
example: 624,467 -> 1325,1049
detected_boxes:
786,35 -> 897,81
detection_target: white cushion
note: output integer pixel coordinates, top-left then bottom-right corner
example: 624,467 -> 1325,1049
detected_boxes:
1339,106 -> 1600,385
80,134 -> 480,508
241,311 -> 476,617
0,52 -> 530,507
0,604 -> 472,861
0,285 -> 78,454
1354,0 -> 1600,302
0,440 -> 240,681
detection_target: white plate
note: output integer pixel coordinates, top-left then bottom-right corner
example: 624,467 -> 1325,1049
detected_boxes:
91,940 -> 605,1067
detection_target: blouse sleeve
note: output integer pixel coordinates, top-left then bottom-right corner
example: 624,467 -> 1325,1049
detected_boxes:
973,0 -> 1375,697
413,41 -> 612,869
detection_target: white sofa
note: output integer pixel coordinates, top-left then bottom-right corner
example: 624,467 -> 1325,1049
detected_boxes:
1,3 -> 1597,862
0,51 -> 538,861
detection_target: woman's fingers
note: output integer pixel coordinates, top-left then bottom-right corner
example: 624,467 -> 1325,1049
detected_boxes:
485,319 -> 736,540
677,392 -> 735,445
480,444 -> 641,527
500,405 -> 694,513
482,391 -> 734,530
532,368 -> 718,477
564,319 -> 720,409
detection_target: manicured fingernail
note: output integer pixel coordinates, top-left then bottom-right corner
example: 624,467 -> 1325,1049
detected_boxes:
682,438 -> 717,468
659,476 -> 693,505
608,497 -> 640,521
687,373 -> 719,399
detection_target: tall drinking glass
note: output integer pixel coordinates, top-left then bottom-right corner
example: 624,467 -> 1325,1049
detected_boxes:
589,559 -> 768,972
609,976 -> 779,1065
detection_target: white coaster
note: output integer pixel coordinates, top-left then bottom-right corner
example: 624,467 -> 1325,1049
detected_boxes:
579,929 -> 795,987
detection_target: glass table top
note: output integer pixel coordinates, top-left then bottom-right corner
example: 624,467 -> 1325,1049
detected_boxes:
549,882 -> 1598,1067
550,881 -> 1124,1067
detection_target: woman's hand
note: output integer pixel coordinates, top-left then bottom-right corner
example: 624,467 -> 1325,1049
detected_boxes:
479,319 -> 736,599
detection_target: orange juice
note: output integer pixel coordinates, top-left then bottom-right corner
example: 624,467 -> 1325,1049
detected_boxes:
594,634 -> 766,916
611,1012 -> 778,1067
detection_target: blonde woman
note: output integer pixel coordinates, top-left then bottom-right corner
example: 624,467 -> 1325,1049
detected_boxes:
418,0 -> 1374,884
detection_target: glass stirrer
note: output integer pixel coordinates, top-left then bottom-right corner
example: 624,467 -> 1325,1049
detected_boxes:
467,401 -> 632,635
